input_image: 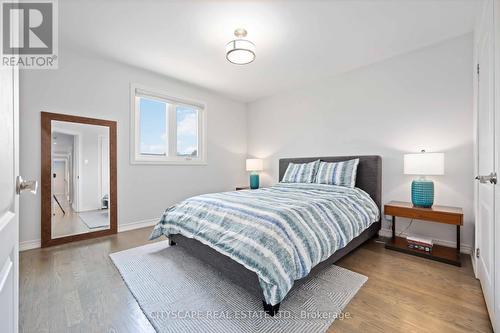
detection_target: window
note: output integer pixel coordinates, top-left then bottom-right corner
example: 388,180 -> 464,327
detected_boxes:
176,106 -> 199,157
139,98 -> 167,156
131,84 -> 206,164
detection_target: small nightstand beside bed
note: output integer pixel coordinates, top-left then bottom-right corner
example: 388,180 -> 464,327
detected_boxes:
384,201 -> 463,266
150,155 -> 382,315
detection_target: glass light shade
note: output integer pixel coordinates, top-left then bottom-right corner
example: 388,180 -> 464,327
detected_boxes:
246,158 -> 263,171
226,39 -> 256,65
404,152 -> 444,175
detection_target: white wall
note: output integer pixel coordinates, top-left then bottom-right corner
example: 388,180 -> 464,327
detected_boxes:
19,33 -> 473,251
19,46 -> 247,244
246,34 -> 474,251
79,125 -> 107,211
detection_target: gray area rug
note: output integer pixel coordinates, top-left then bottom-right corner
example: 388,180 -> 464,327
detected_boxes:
110,240 -> 367,333
79,209 -> 109,229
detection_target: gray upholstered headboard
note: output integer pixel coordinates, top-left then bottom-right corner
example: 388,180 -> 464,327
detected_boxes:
279,155 -> 382,218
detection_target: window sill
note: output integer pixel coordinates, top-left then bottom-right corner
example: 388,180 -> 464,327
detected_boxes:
130,158 -> 207,166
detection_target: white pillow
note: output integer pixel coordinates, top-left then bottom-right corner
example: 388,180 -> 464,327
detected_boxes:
315,159 -> 359,188
281,160 -> 320,183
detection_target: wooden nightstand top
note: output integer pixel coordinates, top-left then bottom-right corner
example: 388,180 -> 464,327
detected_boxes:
384,200 -> 464,266
235,186 -> 250,191
384,201 -> 463,226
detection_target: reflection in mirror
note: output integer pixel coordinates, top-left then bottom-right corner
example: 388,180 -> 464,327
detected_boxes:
51,120 -> 110,239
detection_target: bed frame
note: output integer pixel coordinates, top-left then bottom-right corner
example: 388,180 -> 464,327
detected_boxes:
169,155 -> 382,315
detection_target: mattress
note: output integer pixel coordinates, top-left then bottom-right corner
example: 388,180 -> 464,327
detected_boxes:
150,182 -> 380,305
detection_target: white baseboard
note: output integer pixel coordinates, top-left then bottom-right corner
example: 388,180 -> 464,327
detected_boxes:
378,228 -> 472,254
471,253 -> 477,277
28,222 -> 470,253
19,217 -> 159,252
19,239 -> 42,252
117,218 -> 158,232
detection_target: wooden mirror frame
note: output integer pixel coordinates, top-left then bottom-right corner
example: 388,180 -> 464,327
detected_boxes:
41,111 -> 117,247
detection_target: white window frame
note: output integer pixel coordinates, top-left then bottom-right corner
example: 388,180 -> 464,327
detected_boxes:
130,83 -> 207,165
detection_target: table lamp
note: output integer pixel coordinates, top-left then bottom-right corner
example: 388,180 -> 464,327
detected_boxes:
404,150 -> 444,208
246,159 -> 263,189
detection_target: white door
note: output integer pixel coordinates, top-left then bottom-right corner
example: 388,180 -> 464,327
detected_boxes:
494,1 -> 500,331
52,160 -> 66,196
476,3 -> 497,329
0,67 -> 19,331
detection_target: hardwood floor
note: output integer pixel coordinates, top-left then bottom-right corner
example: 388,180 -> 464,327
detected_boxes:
51,196 -> 109,239
330,240 -> 492,333
20,228 -> 492,333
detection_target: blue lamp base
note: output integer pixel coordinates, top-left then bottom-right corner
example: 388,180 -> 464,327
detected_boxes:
250,173 -> 260,189
411,180 -> 434,208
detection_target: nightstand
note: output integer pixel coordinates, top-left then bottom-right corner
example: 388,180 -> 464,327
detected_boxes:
235,186 -> 250,191
384,201 -> 463,266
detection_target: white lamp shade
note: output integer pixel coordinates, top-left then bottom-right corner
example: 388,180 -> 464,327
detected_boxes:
404,152 -> 444,175
246,158 -> 263,171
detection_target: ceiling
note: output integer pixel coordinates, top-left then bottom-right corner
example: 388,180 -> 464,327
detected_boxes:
52,132 -> 74,155
61,0 -> 481,102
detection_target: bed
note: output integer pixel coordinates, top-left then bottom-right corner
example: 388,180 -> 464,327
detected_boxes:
150,155 -> 382,315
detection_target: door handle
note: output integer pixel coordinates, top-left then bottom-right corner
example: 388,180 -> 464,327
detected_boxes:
16,176 -> 38,195
475,172 -> 497,184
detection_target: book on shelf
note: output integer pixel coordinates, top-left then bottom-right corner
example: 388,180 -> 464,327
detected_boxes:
407,243 -> 432,252
406,234 -> 433,253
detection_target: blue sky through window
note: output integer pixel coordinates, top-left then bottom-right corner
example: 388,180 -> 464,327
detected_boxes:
176,106 -> 198,156
139,98 -> 166,155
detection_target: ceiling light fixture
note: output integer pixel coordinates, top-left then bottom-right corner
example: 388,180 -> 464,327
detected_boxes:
225,28 -> 255,65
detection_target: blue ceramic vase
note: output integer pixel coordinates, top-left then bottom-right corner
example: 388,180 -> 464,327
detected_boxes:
250,173 -> 259,189
411,180 -> 434,208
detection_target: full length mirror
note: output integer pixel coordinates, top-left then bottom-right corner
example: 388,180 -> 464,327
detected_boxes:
41,112 -> 117,247
51,121 -> 110,238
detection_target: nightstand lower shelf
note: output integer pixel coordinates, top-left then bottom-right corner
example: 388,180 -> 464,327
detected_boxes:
385,236 -> 461,266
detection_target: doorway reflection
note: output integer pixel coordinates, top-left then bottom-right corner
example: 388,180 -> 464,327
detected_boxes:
51,120 -> 110,239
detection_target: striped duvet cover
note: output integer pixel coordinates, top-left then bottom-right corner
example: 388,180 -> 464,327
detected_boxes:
149,183 -> 379,305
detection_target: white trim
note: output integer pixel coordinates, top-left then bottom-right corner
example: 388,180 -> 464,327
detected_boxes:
473,0 -> 490,279
52,127 -> 81,212
97,135 -> 110,208
13,64 -> 20,333
471,253 -> 477,275
19,218 -> 160,252
19,239 -> 41,252
495,1 -> 500,330
134,85 -> 206,109
74,133 -> 81,212
129,83 -> 208,165
378,228 -> 473,254
117,218 -> 158,233
98,135 -> 102,206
